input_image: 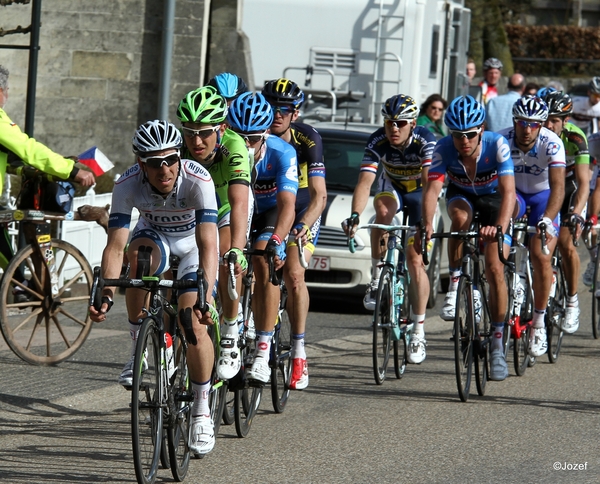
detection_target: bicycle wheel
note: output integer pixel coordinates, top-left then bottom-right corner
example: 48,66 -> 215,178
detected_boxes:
513,325 -> 530,376
454,277 -> 473,402
426,236 -> 443,309
547,265 -> 565,363
167,336 -> 191,482
234,336 -> 262,438
271,306 -> 291,413
592,250 -> 600,339
474,284 -> 490,396
393,337 -> 407,379
373,266 -> 393,385
0,239 -> 93,365
222,386 -> 235,425
131,318 -> 163,484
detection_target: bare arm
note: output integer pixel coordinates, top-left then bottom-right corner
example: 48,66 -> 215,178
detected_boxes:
495,174 -> 516,233
300,176 -> 327,228
196,221 -> 219,306
273,191 -> 297,242
544,167 -> 566,221
350,171 -> 376,216
227,182 -> 250,250
572,163 -> 590,216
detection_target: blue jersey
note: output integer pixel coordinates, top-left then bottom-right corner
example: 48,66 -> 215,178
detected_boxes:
429,131 -> 513,195
253,135 -> 298,214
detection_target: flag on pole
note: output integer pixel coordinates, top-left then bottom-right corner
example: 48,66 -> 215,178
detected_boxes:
77,146 -> 114,176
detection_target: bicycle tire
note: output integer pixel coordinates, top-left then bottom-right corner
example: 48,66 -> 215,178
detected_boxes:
393,337 -> 407,379
234,335 -> 262,438
222,386 -> 235,425
0,239 -> 93,365
513,325 -> 530,376
592,251 -> 600,339
547,264 -> 565,364
167,335 -> 191,482
131,318 -> 163,484
271,306 -> 291,413
373,265 -> 393,385
207,324 -> 226,437
454,276 -> 473,402
474,283 -> 489,397
426,236 -> 442,309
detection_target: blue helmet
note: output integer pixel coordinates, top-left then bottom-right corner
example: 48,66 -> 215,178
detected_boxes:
536,86 -> 556,99
207,72 -> 248,101
444,95 -> 486,131
227,92 -> 274,132
512,96 -> 549,122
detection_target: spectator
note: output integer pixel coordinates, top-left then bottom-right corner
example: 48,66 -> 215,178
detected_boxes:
486,73 -> 526,132
570,76 -> 600,136
479,57 -> 503,104
524,82 -> 540,96
466,58 -> 476,84
417,94 -> 448,139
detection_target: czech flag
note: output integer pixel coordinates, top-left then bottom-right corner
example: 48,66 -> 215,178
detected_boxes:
77,146 -> 114,176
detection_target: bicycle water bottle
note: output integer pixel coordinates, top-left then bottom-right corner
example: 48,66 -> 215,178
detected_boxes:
165,333 -> 175,380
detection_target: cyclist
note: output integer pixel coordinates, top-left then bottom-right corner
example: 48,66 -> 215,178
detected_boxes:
0,64 -> 95,299
226,92 -> 298,384
176,86 -> 252,381
479,57 -> 503,105
343,94 -> 435,364
570,77 -> 600,136
584,132 -> 600,286
261,78 -> 326,389
207,72 -> 249,105
89,120 -> 219,456
541,90 -> 589,333
497,96 -> 566,357
420,95 -> 515,381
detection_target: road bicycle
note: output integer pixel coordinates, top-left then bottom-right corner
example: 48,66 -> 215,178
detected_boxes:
424,216 -> 506,402
349,218 -> 413,385
91,249 -> 224,484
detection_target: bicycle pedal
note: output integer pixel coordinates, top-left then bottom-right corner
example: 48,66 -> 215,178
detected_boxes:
247,378 -> 266,388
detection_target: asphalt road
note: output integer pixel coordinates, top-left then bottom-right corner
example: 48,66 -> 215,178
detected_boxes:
1,269 -> 599,483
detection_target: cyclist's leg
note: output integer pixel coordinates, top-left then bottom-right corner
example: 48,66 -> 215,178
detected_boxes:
216,215 -> 245,379
402,190 -> 429,363
175,238 -> 216,455
248,208 -> 280,383
441,186 -> 474,320
364,174 -> 399,310
557,180 -> 580,333
119,224 -> 170,387
526,190 -> 558,356
284,200 -> 320,390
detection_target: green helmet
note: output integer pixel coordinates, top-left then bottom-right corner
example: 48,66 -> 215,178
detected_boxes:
177,86 -> 228,124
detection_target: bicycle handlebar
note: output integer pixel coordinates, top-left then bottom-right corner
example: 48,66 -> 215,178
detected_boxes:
244,247 -> 281,286
297,236 -> 309,269
537,223 -> 550,255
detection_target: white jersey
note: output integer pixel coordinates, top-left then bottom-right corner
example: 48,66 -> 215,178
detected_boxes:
498,126 -> 566,195
109,159 -> 218,236
571,95 -> 600,135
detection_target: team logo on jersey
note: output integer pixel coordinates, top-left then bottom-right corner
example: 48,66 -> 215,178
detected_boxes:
514,164 -> 544,176
546,142 -> 560,156
179,199 -> 187,208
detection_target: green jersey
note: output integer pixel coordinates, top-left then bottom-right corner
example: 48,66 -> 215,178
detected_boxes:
562,122 -> 589,180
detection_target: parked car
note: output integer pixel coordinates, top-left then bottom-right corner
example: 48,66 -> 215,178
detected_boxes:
305,122 -> 446,309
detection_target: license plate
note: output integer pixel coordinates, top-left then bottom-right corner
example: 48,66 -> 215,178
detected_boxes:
309,256 -> 330,271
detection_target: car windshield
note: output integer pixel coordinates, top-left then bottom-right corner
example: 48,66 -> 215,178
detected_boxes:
321,134 -> 379,195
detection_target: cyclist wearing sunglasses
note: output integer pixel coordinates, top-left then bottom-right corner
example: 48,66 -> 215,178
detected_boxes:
540,90 -> 589,334
227,92 -> 299,384
420,95 -> 515,381
343,94 -> 436,365
497,96 -> 566,358
262,78 -> 326,389
177,86 -> 253,381
89,120 -> 219,455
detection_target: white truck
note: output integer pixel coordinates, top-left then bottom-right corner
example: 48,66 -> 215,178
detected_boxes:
241,0 -> 471,123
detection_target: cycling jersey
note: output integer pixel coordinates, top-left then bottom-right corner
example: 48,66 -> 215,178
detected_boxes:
0,108 -> 75,193
253,135 -> 298,215
360,126 -> 436,193
560,122 -> 589,180
498,126 -> 566,194
429,131 -> 513,195
183,128 -> 250,221
109,159 -> 218,236
287,122 -> 325,189
570,96 -> 600,135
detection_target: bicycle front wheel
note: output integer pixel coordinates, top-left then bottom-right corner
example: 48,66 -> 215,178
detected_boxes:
167,336 -> 191,482
0,239 -> 93,365
131,318 -> 163,484
234,336 -> 262,438
547,266 -> 565,363
271,307 -> 292,413
454,277 -> 473,402
474,284 -> 490,397
373,266 -> 393,385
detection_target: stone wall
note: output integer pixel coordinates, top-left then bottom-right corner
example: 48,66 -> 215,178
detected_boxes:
0,0 -> 208,177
